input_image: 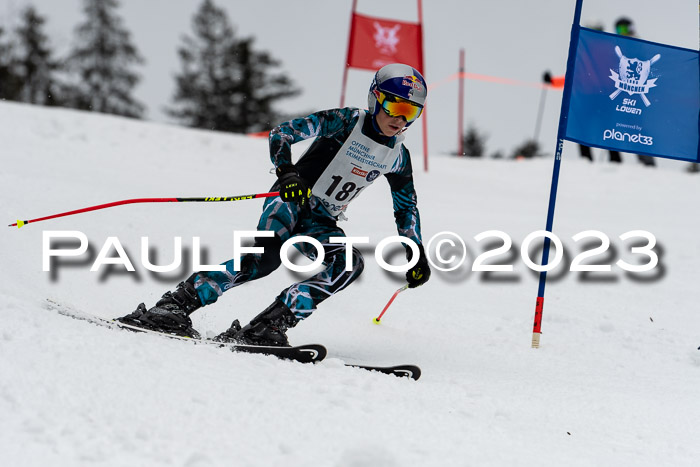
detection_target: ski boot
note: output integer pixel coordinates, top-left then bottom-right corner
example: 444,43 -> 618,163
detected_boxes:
214,299 -> 297,347
118,281 -> 202,338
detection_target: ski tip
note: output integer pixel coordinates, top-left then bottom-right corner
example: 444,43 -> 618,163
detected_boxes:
372,317 -> 381,324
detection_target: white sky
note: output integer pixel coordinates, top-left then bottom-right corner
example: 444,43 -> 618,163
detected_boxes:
1,0 -> 697,157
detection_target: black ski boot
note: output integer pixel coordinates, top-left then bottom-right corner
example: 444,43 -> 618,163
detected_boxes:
213,319 -> 242,343
214,299 -> 298,347
118,281 -> 202,338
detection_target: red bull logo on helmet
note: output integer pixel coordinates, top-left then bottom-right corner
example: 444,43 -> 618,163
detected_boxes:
402,75 -> 423,90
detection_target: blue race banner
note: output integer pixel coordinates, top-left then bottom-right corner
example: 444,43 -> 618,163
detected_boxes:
565,28 -> 699,162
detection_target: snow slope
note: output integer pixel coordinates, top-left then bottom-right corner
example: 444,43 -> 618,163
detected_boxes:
1,101 -> 699,467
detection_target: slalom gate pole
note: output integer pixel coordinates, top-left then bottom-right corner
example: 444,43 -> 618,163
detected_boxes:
373,284 -> 409,324
8,192 -> 279,228
531,0 -> 583,348
533,84 -> 548,143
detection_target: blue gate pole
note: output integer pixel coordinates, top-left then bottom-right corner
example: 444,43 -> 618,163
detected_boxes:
531,0 -> 584,348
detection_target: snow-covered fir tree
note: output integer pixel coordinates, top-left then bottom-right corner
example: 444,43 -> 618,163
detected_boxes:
168,0 -> 299,133
0,26 -> 22,101
15,6 -> 62,106
66,0 -> 144,118
511,139 -> 545,159
460,125 -> 488,158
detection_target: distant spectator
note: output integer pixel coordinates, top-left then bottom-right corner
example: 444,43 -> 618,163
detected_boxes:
542,70 -> 620,163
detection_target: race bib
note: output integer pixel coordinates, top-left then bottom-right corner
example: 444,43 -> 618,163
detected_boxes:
311,112 -> 403,216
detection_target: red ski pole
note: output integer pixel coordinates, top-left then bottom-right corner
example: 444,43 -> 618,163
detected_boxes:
8,192 -> 280,228
373,284 -> 409,324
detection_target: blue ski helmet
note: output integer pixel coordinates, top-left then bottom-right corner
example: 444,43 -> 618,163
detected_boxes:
368,63 -> 427,127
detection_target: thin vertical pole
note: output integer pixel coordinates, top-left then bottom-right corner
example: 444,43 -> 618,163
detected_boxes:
533,85 -> 548,142
458,48 -> 465,156
417,0 -> 428,171
340,0 -> 359,107
531,0 -> 584,348
697,0 -> 699,166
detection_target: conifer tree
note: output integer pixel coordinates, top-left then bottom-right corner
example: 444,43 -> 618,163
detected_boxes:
15,6 -> 61,106
67,0 -> 145,117
168,0 -> 299,133
0,27 -> 22,101
511,139 -> 545,159
459,126 -> 487,158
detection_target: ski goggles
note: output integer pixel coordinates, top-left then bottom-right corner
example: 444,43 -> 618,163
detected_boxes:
376,91 -> 423,123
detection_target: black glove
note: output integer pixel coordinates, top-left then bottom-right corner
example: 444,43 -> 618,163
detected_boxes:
276,165 -> 311,207
406,244 -> 431,288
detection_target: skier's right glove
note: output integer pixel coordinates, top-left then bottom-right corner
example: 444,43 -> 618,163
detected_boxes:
276,165 -> 311,207
406,244 -> 431,288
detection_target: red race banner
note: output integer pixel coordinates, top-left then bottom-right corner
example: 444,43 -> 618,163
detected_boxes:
347,13 -> 423,71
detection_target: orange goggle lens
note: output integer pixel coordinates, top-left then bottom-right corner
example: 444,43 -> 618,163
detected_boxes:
378,92 -> 422,123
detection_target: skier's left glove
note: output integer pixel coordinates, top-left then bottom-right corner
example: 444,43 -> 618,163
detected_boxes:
406,244 -> 431,288
276,165 -> 311,207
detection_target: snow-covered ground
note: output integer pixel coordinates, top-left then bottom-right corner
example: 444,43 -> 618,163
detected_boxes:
1,101 -> 699,466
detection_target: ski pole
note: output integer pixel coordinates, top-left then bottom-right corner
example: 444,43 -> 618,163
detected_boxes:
373,284 -> 409,324
8,192 -> 279,228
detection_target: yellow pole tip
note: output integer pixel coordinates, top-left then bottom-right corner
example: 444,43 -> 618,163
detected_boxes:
17,220 -> 25,228
373,318 -> 381,324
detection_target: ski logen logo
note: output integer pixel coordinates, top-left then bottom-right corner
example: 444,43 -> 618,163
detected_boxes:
366,170 -> 381,182
609,45 -> 661,107
373,22 -> 400,55
603,46 -> 660,147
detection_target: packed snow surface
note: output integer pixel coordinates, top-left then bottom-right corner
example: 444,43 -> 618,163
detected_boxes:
1,101 -> 699,466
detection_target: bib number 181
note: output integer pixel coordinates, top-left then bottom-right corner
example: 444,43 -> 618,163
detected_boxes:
325,175 -> 365,202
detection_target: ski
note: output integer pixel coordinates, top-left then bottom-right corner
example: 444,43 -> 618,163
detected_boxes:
345,363 -> 421,380
45,299 -> 326,364
114,317 -> 327,363
228,342 -> 326,364
46,299 -> 420,377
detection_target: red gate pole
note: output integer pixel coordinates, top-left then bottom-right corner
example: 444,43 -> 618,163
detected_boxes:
340,0 -> 359,107
417,0 -> 429,171
457,48 -> 465,156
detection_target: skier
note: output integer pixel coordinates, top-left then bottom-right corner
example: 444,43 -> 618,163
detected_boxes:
117,63 -> 431,346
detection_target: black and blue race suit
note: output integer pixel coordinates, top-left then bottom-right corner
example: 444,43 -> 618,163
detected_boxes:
192,107 -> 423,319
